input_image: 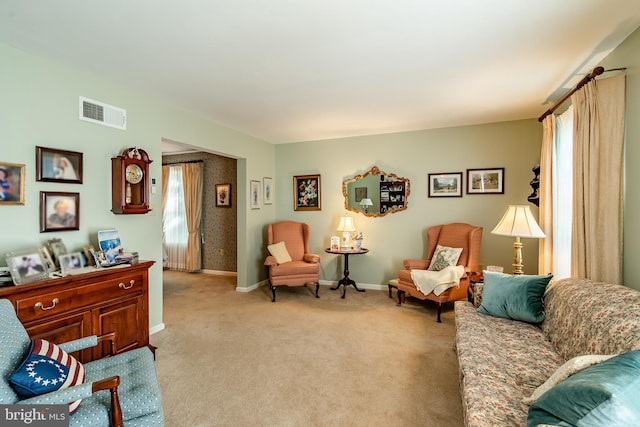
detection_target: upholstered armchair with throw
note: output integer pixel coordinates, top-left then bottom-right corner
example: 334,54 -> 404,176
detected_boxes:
264,221 -> 320,302
396,223 -> 483,322
0,299 -> 163,426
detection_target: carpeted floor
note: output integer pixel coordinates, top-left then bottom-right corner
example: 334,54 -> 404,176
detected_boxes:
151,271 -> 464,427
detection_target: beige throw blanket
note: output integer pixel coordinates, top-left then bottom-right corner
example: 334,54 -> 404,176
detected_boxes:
410,265 -> 465,296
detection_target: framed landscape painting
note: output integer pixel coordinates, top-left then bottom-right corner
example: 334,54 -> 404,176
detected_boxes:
428,172 -> 463,197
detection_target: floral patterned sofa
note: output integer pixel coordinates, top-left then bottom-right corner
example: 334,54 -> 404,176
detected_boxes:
454,277 -> 640,427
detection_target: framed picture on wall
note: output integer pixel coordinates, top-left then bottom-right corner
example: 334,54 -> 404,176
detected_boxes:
293,174 -> 321,211
250,180 -> 261,209
355,187 -> 367,202
428,172 -> 463,197
0,162 -> 25,205
40,191 -> 80,232
467,168 -> 505,194
263,177 -> 273,205
36,146 -> 83,183
215,183 -> 232,207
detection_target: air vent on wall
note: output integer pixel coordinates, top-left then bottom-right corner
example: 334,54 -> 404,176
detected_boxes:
79,96 -> 127,130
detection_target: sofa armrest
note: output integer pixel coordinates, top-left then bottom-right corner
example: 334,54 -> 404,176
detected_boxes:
304,253 -> 320,263
264,256 -> 277,266
403,259 -> 429,270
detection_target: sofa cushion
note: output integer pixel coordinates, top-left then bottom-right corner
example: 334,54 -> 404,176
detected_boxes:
527,350 -> 640,427
477,272 -> 553,323
523,354 -> 614,405
428,245 -> 462,271
267,241 -> 292,264
10,338 -> 85,413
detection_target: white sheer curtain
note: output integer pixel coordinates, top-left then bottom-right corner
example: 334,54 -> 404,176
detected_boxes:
162,165 -> 188,270
553,106 -> 574,279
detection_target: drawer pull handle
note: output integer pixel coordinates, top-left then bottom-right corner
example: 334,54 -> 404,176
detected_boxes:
119,280 -> 135,290
35,298 -> 59,311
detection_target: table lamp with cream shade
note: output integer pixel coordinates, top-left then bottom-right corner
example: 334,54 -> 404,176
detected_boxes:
337,214 -> 356,251
491,205 -> 545,275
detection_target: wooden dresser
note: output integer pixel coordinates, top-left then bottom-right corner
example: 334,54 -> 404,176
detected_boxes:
0,260 -> 154,362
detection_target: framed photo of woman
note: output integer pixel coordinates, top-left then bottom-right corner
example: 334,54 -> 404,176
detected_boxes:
36,146 -> 83,184
40,192 -> 80,232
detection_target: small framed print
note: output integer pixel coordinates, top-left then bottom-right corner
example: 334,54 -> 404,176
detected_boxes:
263,177 -> 273,205
39,246 -> 56,272
428,172 -> 463,197
58,252 -> 84,275
293,174 -> 321,211
36,146 -> 83,183
46,238 -> 67,269
215,183 -> 232,208
5,248 -> 49,285
250,180 -> 261,209
83,245 -> 96,266
40,192 -> 80,232
355,187 -> 367,202
467,168 -> 505,194
0,162 -> 26,205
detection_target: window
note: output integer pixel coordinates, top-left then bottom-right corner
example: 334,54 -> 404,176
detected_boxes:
162,165 -> 188,270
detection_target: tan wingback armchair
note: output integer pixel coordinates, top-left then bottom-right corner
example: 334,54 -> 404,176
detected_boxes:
264,221 -> 320,302
397,222 -> 483,322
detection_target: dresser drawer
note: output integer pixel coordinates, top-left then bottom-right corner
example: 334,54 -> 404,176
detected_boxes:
16,272 -> 144,323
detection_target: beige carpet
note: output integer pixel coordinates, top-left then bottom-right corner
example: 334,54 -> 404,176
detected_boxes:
151,271 -> 464,427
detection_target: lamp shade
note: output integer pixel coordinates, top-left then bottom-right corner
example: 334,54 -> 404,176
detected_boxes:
491,205 -> 545,238
359,198 -> 373,207
337,215 -> 356,232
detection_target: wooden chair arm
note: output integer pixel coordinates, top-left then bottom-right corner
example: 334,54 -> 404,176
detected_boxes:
97,332 -> 117,357
92,376 -> 123,427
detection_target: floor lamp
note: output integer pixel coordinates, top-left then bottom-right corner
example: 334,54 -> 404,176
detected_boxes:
491,205 -> 545,275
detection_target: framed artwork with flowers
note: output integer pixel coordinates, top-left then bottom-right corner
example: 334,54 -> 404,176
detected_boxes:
215,183 -> 231,207
293,174 -> 321,211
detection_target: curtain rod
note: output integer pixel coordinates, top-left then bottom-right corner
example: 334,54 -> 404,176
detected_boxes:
537,66 -> 626,122
162,160 -> 204,166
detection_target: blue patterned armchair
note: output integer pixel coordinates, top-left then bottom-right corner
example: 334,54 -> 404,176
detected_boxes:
0,299 -> 163,426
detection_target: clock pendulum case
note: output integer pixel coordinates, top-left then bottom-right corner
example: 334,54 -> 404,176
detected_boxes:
111,147 -> 152,214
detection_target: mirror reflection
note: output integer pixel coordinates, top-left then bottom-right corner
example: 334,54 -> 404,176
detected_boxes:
343,166 -> 410,217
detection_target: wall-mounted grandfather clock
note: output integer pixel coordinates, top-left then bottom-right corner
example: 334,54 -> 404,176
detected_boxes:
111,147 -> 152,214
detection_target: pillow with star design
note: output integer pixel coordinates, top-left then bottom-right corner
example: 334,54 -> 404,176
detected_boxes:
10,338 -> 86,413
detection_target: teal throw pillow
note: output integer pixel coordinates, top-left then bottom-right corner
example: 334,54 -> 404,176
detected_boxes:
527,350 -> 640,427
477,271 -> 552,323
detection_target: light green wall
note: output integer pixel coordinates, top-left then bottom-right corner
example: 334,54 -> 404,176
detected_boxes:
0,43 -> 276,330
601,27 -> 640,290
275,120 -> 543,286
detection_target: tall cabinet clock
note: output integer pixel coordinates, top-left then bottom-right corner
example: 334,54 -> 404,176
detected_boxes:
111,147 -> 152,214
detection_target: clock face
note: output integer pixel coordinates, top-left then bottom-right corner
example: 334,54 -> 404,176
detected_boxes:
125,164 -> 144,184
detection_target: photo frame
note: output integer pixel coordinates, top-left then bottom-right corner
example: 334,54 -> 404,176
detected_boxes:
428,172 -> 463,197
355,187 -> 367,202
0,162 -> 26,205
293,174 -> 321,211
467,168 -> 505,194
5,248 -> 50,285
83,245 -> 96,266
39,246 -> 56,272
215,183 -> 232,207
58,252 -> 84,275
46,238 -> 67,269
250,180 -> 261,209
263,177 -> 273,205
40,192 -> 80,232
36,146 -> 83,183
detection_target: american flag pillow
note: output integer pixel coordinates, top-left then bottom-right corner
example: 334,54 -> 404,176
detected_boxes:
10,338 -> 86,413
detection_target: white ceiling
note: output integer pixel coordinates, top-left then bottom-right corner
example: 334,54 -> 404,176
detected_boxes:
2,1 -> 640,144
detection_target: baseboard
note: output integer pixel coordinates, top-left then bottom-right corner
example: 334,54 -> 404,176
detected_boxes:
236,279 -> 268,293
149,322 -> 165,335
319,279 -> 386,291
199,269 -> 238,277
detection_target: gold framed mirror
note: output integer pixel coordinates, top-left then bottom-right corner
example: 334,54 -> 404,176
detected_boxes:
342,166 -> 410,217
